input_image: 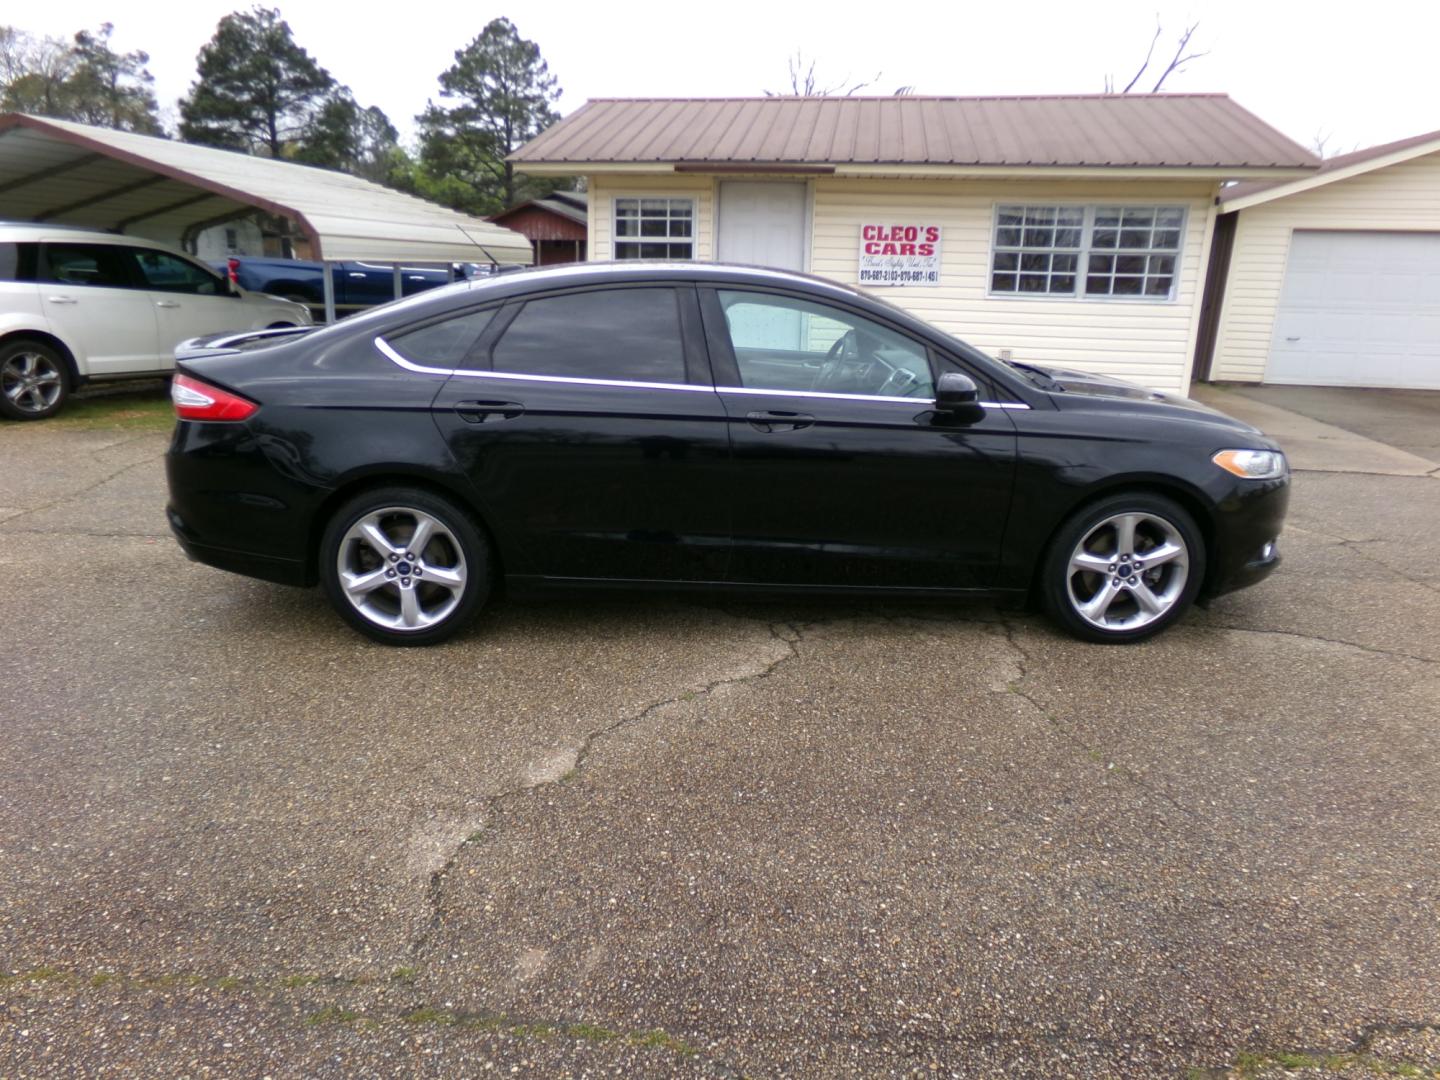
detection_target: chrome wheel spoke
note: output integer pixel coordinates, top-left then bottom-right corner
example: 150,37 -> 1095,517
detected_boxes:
1113,514 -> 1139,556
408,516 -> 435,557
422,564 -> 464,590
1077,583 -> 1119,623
341,566 -> 390,597
1070,551 -> 1112,576
358,520 -> 399,558
1131,581 -> 1164,615
398,585 -> 422,628
1139,541 -> 1184,568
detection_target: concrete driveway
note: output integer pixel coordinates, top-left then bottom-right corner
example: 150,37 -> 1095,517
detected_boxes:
2,388 -> 1438,1078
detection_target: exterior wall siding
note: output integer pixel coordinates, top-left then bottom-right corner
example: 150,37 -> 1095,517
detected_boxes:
589,172 -> 1218,394
809,177 -> 1215,395
1210,150 -> 1440,382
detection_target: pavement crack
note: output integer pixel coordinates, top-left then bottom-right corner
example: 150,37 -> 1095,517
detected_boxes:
1194,622 -> 1438,665
1000,619 -> 1200,820
0,452 -> 162,527
411,618 -> 810,958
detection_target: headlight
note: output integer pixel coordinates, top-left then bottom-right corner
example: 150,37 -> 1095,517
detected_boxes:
1212,449 -> 1287,480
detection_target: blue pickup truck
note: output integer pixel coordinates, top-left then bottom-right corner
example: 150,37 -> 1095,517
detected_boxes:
218,257 -> 468,316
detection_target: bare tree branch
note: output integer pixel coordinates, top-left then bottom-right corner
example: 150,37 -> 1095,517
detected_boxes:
1149,22 -> 1207,92
1121,19 -> 1163,93
766,50 -> 901,97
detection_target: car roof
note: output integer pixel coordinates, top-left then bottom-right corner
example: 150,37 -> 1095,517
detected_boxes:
0,222 -> 179,250
468,259 -> 872,303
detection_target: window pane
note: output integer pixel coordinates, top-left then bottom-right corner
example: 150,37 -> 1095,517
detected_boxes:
1116,254 -> 1146,274
1119,229 -> 1150,249
1051,274 -> 1075,293
1121,209 -> 1155,227
1156,208 -> 1185,228
1054,227 -> 1082,248
1149,255 -> 1175,276
993,252 -> 1018,272
995,227 -> 1022,246
997,209 -> 1024,227
1085,276 -> 1111,295
1154,229 -> 1181,250
1145,276 -> 1172,296
1088,254 -> 1113,274
1023,227 -> 1054,247
1093,209 -> 1121,228
992,272 -> 1017,292
640,218 -> 668,237
388,308 -> 495,367
493,288 -> 685,383
133,249 -> 223,295
615,218 -> 639,238
40,244 -> 133,288
1019,274 -> 1048,292
717,290 -> 933,398
1020,252 -> 1051,272
1091,229 -> 1118,249
1112,276 -> 1143,295
1057,208 -> 1085,227
1052,253 -> 1078,273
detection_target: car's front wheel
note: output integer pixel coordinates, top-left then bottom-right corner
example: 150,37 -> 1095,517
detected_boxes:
319,487 -> 491,646
1041,492 -> 1205,643
0,339 -> 70,421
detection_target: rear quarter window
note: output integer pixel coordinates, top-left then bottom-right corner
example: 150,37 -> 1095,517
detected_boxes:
385,307 -> 496,367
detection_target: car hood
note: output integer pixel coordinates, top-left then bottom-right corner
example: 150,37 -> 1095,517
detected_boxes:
1022,363 -> 1268,437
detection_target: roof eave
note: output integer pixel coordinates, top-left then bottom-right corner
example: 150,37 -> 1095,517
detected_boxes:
513,159 -> 1317,181
1220,135 -> 1440,212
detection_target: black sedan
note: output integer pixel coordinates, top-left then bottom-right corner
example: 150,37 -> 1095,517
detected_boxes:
165,262 -> 1289,646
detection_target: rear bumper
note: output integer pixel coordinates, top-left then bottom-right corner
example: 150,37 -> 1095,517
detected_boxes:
167,505 -> 309,587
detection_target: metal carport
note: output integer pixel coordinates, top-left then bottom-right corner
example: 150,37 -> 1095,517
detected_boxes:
0,113 -> 533,319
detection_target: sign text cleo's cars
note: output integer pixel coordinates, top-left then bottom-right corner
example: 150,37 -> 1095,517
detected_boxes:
858,223 -> 942,287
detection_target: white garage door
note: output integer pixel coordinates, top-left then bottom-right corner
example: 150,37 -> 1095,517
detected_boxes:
1266,230 -> 1440,388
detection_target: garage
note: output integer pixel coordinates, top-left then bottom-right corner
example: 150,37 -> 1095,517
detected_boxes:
1267,230 -> 1440,388
1201,127 -> 1440,389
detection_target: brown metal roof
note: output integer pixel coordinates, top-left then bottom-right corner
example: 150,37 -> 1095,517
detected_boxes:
1220,126 -> 1440,205
510,95 -> 1318,170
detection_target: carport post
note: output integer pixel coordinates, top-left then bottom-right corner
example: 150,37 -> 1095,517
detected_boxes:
392,264 -> 402,301
322,261 -> 336,324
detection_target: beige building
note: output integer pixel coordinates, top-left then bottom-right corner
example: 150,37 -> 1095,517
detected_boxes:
511,95 -> 1316,394
1199,129 -> 1440,389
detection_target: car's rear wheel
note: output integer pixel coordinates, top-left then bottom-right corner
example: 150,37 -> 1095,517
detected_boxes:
1041,492 -> 1204,644
319,487 -> 490,646
0,339 -> 70,421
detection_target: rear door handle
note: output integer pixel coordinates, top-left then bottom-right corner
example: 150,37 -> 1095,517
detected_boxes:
454,399 -> 525,423
46,296 -> 78,304
155,300 -> 181,308
746,409 -> 815,433
348,272 -> 367,278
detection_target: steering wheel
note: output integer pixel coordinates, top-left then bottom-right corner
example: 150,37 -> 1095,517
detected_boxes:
815,330 -> 859,391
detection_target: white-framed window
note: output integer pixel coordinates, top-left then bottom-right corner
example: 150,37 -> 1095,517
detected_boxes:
613,197 -> 695,260
990,204 -> 1186,300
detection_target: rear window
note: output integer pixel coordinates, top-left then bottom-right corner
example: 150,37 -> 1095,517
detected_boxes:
491,288 -> 686,384
39,243 -> 135,289
387,308 -> 496,367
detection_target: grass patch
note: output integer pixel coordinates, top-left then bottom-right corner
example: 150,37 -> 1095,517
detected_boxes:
306,1005 -> 363,1025
1232,1049 -> 1436,1077
47,387 -> 173,433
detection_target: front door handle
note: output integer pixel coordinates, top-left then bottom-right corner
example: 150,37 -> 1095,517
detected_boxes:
746,409 -> 815,433
454,399 -> 525,423
155,300 -> 181,308
46,296 -> 78,304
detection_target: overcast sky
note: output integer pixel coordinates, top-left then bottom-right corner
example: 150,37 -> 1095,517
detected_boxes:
19,1 -> 1440,156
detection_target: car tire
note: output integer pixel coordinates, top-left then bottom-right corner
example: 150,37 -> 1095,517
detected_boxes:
1041,492 -> 1205,644
0,339 -> 70,421
319,486 -> 491,646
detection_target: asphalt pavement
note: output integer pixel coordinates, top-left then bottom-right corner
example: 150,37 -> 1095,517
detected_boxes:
1,387 -> 1438,1078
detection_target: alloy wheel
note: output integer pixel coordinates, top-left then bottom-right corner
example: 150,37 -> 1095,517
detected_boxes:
335,506 -> 467,632
2,350 -> 64,414
1064,511 -> 1190,632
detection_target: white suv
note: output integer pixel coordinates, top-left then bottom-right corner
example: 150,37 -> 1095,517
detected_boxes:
0,224 -> 311,420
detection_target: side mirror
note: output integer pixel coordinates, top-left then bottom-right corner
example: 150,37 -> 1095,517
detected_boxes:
934,371 -> 982,413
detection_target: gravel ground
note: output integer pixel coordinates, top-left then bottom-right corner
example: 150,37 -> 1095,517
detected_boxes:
1,393 -> 1437,1078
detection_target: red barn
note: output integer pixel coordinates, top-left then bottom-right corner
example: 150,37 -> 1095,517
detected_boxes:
489,190 -> 588,265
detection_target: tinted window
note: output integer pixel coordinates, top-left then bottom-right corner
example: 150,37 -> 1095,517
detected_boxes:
0,243 -> 17,281
717,290 -> 933,399
387,308 -> 495,366
492,288 -> 685,383
132,248 -> 225,295
40,243 -> 135,289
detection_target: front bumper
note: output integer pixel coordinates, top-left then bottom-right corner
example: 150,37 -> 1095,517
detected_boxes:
1203,475 -> 1291,599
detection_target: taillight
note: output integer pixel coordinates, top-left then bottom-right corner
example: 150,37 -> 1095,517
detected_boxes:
226,257 -> 240,284
172,373 -> 258,421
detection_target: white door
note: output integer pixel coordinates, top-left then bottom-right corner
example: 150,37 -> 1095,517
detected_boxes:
130,247 -> 253,365
1266,230 -> 1440,389
38,241 -> 162,376
717,182 -> 807,270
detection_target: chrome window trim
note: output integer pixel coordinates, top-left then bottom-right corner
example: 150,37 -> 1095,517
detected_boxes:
374,335 -> 711,393
717,385 -> 1029,409
375,336 -> 1030,407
